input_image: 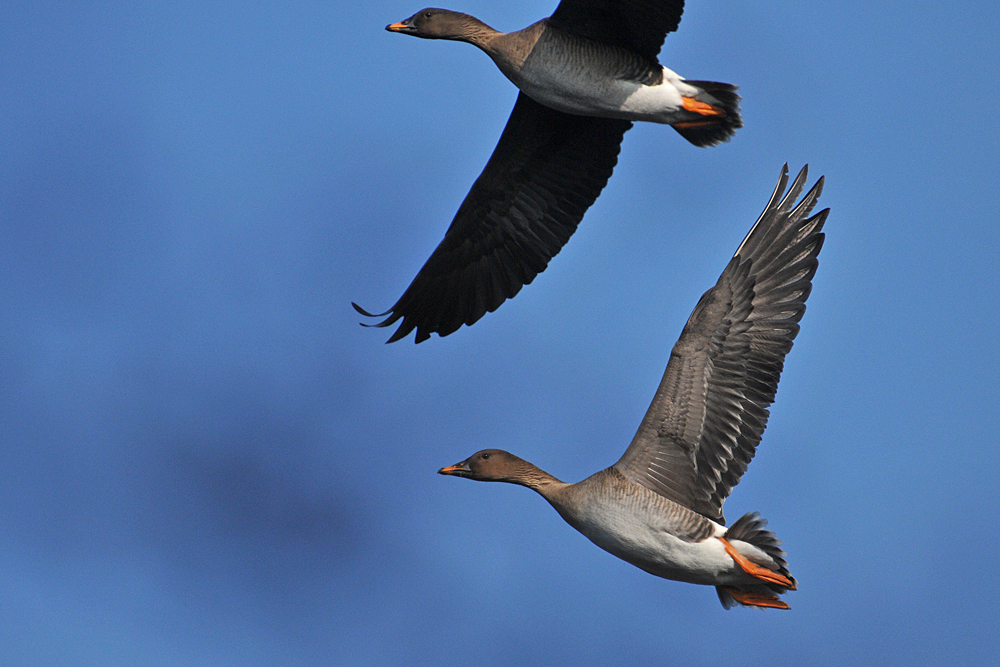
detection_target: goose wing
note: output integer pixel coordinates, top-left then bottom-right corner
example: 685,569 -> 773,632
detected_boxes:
549,0 -> 685,61
355,93 -> 631,343
613,165 -> 828,523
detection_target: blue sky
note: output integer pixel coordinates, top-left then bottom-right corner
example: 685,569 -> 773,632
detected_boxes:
2,1 -> 999,665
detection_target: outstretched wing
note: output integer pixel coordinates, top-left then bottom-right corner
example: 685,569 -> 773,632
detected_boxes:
613,165 -> 828,523
549,0 -> 685,61
355,93 -> 631,343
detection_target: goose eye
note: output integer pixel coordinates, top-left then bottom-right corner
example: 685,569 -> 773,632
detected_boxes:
481,453 -> 490,460
424,11 -> 432,18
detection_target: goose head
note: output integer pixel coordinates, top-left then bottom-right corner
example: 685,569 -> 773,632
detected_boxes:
387,8 -> 494,42
438,449 -> 522,481
438,449 -> 562,492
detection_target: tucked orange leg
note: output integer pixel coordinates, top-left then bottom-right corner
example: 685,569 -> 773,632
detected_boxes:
719,537 -> 797,590
721,587 -> 791,610
672,120 -> 718,129
681,96 -> 724,116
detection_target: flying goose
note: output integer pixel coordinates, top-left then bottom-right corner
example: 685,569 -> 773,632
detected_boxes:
440,165 -> 827,609
355,1 -> 742,343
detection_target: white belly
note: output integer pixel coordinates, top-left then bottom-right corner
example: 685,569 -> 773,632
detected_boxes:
573,509 -> 738,585
510,64 -> 697,124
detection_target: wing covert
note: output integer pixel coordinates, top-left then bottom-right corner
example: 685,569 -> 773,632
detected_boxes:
549,0 -> 686,61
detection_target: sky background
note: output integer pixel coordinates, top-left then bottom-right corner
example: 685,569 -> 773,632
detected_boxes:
2,1 -> 999,665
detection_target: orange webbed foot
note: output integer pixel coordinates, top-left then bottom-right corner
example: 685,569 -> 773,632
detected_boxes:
719,537 -> 796,590
720,586 -> 791,610
681,96 -> 724,116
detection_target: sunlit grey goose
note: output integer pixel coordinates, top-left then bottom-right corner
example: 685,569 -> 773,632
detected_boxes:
440,165 -> 826,609
355,1 -> 742,343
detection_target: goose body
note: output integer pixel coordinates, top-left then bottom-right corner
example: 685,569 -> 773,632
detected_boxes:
548,469 -> 772,588
356,2 -> 742,343
489,20 -> 725,125
440,166 -> 828,609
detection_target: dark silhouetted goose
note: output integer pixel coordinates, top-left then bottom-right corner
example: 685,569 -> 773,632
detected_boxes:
440,165 -> 826,609
355,2 -> 742,343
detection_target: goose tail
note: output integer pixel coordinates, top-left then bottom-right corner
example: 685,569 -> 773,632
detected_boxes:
715,512 -> 796,610
672,80 -> 742,147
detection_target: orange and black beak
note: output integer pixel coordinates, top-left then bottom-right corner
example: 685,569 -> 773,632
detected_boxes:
386,19 -> 413,33
438,460 -> 471,476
